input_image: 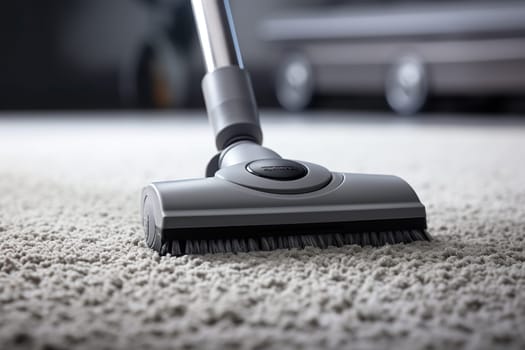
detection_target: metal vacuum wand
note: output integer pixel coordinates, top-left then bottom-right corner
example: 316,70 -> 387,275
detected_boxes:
191,0 -> 243,72
191,0 -> 266,155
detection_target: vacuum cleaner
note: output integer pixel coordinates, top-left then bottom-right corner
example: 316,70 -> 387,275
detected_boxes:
141,0 -> 430,256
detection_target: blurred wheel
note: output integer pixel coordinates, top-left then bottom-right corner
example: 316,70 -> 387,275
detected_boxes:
275,53 -> 315,112
385,56 -> 428,115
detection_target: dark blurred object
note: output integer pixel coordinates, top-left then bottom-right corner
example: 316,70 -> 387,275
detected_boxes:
262,1 -> 525,114
120,0 -> 199,109
0,0 -> 201,110
0,0 -> 150,109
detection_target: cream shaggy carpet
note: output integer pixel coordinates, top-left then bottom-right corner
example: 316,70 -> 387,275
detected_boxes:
0,112 -> 524,350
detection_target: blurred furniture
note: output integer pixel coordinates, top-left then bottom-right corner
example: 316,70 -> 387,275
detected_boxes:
262,1 -> 525,114
2,0 -> 524,113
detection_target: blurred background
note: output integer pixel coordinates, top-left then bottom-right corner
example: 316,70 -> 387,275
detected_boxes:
1,0 -> 524,114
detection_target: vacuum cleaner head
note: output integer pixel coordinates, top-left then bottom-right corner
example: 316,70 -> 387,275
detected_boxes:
140,0 -> 430,256
142,158 -> 429,256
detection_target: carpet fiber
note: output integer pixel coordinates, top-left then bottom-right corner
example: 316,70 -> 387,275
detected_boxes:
0,113 -> 524,350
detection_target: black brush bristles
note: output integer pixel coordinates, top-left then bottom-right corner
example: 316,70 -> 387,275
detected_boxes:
159,230 -> 432,256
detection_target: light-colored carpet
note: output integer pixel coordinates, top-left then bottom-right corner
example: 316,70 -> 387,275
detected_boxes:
0,112 -> 524,350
